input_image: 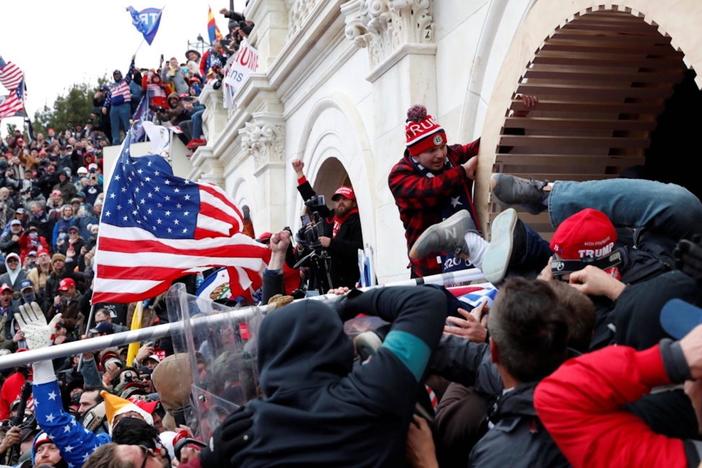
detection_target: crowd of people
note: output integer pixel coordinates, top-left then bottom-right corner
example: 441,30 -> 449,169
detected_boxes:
93,5 -> 255,151
2,6 -> 702,467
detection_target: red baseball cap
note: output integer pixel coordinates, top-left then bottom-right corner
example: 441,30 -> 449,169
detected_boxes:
58,277 -> 76,292
332,187 -> 355,201
0,283 -> 12,294
550,208 -> 617,260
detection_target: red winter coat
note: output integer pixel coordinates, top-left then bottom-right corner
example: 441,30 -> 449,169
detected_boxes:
534,344 -> 689,468
388,140 -> 480,277
19,232 -> 50,263
0,371 -> 26,421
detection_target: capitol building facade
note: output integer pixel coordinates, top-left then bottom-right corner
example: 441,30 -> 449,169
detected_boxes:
190,0 -> 702,282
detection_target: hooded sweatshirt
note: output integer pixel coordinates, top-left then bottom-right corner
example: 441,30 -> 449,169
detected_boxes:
0,253 -> 27,290
232,286 -> 447,467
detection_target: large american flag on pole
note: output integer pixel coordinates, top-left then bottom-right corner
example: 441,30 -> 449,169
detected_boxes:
93,130 -> 270,303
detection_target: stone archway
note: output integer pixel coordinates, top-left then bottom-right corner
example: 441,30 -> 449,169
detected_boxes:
290,93 -> 376,269
475,1 -> 702,235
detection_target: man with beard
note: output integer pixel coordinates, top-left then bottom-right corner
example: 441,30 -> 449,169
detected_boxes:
291,159 -> 363,289
44,254 -> 82,311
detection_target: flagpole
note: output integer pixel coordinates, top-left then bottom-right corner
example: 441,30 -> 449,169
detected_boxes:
0,268 -> 485,370
76,303 -> 96,372
125,301 -> 144,366
133,38 -> 147,59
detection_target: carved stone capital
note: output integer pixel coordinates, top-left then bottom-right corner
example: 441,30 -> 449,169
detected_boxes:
342,0 -> 434,66
239,114 -> 285,171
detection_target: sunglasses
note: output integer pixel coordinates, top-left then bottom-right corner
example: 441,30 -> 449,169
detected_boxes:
138,445 -> 168,468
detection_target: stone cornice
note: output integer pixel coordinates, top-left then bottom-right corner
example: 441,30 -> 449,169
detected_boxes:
366,42 -> 437,82
268,0 -> 346,93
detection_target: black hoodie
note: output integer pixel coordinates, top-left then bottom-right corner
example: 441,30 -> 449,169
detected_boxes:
233,286 -> 447,467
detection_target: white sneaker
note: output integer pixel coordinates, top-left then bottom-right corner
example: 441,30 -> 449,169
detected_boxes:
482,208 -> 518,283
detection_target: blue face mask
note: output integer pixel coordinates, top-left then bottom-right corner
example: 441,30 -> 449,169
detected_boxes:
22,291 -> 35,304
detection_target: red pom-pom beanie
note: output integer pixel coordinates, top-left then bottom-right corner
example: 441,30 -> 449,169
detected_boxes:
405,105 -> 447,156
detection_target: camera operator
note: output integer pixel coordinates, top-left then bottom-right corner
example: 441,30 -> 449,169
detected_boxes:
292,159 -> 363,289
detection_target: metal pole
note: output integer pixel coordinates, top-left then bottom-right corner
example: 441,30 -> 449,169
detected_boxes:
76,303 -> 96,371
0,268 -> 484,370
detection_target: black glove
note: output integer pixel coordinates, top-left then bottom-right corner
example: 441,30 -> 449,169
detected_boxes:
334,288 -> 364,322
674,236 -> 702,283
198,406 -> 254,466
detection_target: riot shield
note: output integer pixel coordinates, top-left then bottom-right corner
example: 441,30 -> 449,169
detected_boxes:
165,283 -> 263,441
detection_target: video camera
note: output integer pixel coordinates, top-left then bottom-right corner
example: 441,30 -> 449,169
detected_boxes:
297,195 -> 328,249
294,194 -> 334,293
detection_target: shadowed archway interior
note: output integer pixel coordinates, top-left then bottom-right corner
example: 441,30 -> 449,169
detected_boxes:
491,7 -> 696,237
311,157 -> 353,204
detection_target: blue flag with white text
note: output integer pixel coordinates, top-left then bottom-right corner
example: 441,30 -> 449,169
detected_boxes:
127,6 -> 163,45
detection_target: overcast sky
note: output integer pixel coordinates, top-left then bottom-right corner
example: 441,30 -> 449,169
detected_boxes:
1,0 -> 245,133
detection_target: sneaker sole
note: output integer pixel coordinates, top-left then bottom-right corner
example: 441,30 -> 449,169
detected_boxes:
482,208 -> 518,283
409,210 -> 471,259
354,331 -> 382,362
491,174 -> 544,215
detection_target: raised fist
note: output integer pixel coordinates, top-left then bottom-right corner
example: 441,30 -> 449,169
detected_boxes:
291,159 -> 304,175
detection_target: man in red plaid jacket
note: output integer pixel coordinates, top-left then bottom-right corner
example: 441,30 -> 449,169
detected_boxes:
388,105 -> 481,278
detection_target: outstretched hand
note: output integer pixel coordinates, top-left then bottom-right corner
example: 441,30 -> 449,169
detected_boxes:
14,302 -> 62,351
443,300 -> 488,343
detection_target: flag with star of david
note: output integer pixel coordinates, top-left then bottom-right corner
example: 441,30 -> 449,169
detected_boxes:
93,128 -> 270,303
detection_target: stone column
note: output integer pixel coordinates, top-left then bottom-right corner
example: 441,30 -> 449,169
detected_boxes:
239,112 -> 287,231
341,0 -> 438,280
246,0 -> 290,71
198,86 -> 229,145
189,145 -> 225,187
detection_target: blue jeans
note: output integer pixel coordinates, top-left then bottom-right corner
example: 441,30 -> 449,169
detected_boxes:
512,221 -> 552,275
110,103 -> 131,144
192,109 -> 205,140
549,179 -> 702,240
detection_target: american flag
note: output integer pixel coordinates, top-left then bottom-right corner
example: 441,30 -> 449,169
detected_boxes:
93,131 -> 270,303
0,56 -> 26,119
447,283 -> 498,308
0,83 -> 25,119
0,56 -> 24,91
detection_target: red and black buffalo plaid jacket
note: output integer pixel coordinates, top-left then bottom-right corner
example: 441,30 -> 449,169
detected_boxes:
388,140 -> 481,277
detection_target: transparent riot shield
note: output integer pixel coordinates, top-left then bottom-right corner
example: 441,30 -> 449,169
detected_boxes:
165,283 -> 264,441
